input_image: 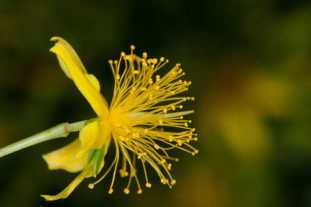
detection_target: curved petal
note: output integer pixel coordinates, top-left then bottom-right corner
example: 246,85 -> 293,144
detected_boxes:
50,36 -> 109,118
41,168 -> 92,201
42,139 -> 88,173
77,120 -> 99,157
77,120 -> 108,158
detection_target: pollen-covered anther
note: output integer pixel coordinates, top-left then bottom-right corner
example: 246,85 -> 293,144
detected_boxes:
137,189 -> 143,194
161,178 -> 168,185
167,163 -> 172,170
171,179 -> 176,185
191,149 -> 199,156
88,183 -> 95,189
142,52 -> 148,59
108,188 -> 114,194
145,182 -> 152,188
154,144 -> 160,150
130,45 -> 136,51
120,169 -> 129,177
156,75 -> 161,82
124,188 -> 130,194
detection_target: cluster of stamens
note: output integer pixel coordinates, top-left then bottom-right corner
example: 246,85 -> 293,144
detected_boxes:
88,45 -> 198,194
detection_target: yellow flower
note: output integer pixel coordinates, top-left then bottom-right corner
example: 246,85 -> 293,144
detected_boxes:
41,37 -> 198,201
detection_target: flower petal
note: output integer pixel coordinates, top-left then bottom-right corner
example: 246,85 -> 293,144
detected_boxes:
42,139 -> 88,173
41,168 -> 92,201
77,120 -> 106,158
50,36 -> 109,118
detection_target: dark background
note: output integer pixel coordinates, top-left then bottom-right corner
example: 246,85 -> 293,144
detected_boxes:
0,0 -> 311,207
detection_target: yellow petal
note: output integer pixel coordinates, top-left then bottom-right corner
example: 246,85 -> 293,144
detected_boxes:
41,168 -> 92,201
42,140 -> 88,173
50,36 -> 109,118
87,74 -> 101,91
77,120 -> 103,158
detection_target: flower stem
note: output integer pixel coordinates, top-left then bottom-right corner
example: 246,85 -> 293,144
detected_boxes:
0,120 -> 88,158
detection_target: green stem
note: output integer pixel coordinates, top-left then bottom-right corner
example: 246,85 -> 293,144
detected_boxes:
0,120 -> 88,158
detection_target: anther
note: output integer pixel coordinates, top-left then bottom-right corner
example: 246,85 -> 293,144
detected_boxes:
156,75 -> 161,81
160,159 -> 166,164
124,188 -> 130,194
161,178 -> 168,184
167,163 -> 172,170
108,188 -> 114,194
146,183 -> 152,188
88,184 -> 95,189
192,149 -> 199,156
137,189 -> 143,194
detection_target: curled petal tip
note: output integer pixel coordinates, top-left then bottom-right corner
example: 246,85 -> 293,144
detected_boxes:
50,36 -> 62,42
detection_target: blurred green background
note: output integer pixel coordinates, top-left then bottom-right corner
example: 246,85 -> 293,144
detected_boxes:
0,0 -> 311,207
